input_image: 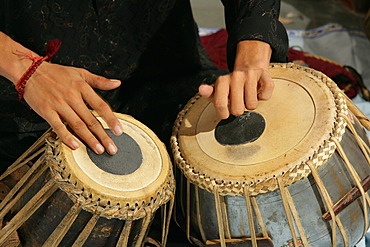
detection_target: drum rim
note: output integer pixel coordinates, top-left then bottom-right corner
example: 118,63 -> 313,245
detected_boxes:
46,112 -> 175,220
171,63 -> 349,196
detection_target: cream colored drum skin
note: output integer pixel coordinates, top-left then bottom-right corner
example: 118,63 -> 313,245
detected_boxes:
172,63 -> 370,247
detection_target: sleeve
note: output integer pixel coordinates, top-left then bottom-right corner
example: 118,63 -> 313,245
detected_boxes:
221,0 -> 289,70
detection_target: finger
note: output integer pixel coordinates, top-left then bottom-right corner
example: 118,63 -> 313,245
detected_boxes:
56,103 -> 109,155
82,85 -> 123,137
229,72 -> 246,116
78,68 -> 121,90
73,79 -> 123,137
213,76 -> 230,119
45,111 -> 80,150
67,79 -> 121,155
257,70 -> 275,100
244,73 -> 258,110
28,96 -> 81,151
198,84 -> 214,99
71,100 -> 118,155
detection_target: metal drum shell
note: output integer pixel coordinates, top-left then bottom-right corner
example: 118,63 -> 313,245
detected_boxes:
180,116 -> 370,246
172,63 -> 370,247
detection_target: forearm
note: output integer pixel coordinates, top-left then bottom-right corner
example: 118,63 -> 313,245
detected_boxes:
0,32 -> 36,84
234,40 -> 272,71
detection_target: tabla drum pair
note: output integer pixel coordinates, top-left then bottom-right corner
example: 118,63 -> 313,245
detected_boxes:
0,113 -> 175,247
171,63 -> 370,247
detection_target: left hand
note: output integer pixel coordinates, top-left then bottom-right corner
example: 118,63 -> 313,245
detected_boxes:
199,40 -> 273,119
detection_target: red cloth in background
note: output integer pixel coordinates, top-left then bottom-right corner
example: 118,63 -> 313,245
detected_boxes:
287,48 -> 354,80
200,28 -> 360,98
287,49 -> 360,98
200,29 -> 229,70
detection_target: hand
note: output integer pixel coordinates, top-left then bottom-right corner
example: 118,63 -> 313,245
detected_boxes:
199,68 -> 274,119
199,40 -> 273,119
23,62 -> 123,155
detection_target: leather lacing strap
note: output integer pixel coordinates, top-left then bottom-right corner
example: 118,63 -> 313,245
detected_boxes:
220,195 -> 232,239
243,186 -> 258,247
0,130 -> 51,181
277,177 -> 298,246
116,221 -> 133,246
195,186 -> 207,243
185,180 -> 223,246
338,113 -> 370,164
186,180 -> 191,242
0,135 -> 50,246
341,91 -> 370,130
134,208 -> 154,247
332,137 -> 370,239
332,115 -> 370,239
213,186 -> 227,247
307,161 -> 349,247
0,179 -> 59,245
0,155 -> 47,217
72,212 -> 101,246
359,137 -> 370,158
162,194 -> 174,245
206,185 -> 271,247
43,199 -> 84,247
339,113 -> 370,237
251,197 -> 269,239
277,178 -> 309,247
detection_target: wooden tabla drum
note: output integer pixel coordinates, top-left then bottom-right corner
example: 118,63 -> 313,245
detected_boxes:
0,113 -> 175,247
171,63 -> 370,247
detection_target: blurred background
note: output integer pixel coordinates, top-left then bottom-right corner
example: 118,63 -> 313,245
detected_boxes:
190,0 -> 370,122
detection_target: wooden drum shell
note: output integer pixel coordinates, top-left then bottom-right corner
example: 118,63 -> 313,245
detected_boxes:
13,166 -> 154,247
0,113 -> 175,247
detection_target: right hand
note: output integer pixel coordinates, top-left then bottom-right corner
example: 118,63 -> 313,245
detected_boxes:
23,62 -> 123,155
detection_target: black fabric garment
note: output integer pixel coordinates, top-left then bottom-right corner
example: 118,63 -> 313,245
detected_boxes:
0,0 -> 288,168
221,0 -> 289,70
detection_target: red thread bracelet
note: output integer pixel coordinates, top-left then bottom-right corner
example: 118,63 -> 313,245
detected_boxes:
15,39 -> 62,101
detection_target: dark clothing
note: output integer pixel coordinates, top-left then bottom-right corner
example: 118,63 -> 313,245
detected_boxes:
0,0 -> 288,168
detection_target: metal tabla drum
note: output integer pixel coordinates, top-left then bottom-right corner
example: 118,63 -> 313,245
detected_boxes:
171,63 -> 370,247
0,113 -> 175,247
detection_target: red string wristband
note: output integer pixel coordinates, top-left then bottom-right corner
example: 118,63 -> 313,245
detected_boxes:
15,39 -> 62,101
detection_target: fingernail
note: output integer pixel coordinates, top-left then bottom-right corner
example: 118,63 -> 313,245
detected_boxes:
110,79 -> 121,84
108,143 -> 117,155
113,124 -> 123,136
96,144 -> 105,154
71,139 -> 80,149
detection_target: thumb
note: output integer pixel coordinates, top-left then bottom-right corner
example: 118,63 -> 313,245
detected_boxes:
198,84 -> 214,99
80,69 -> 121,90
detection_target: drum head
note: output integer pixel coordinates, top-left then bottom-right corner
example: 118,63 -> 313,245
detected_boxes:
172,63 -> 348,196
54,113 -> 174,210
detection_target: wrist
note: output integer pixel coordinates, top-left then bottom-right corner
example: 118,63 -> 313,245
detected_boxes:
233,40 -> 272,71
0,32 -> 38,84
13,39 -> 61,101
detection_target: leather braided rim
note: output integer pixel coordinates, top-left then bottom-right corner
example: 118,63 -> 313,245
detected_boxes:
171,63 -> 349,196
45,132 -> 175,221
